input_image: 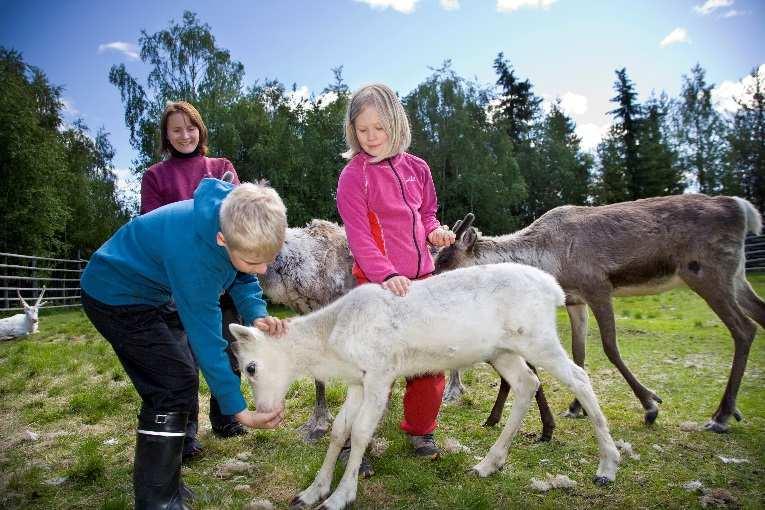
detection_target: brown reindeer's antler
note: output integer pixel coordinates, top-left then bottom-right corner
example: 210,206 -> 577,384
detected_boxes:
452,213 -> 475,240
221,171 -> 235,183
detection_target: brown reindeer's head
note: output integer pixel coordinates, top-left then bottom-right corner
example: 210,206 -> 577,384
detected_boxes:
433,213 -> 478,274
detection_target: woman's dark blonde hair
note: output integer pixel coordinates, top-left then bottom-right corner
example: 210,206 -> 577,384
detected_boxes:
159,101 -> 209,157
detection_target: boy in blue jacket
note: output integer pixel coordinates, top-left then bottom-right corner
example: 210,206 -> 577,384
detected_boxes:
81,178 -> 287,510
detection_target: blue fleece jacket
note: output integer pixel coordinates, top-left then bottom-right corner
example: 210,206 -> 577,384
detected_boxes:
81,178 -> 267,415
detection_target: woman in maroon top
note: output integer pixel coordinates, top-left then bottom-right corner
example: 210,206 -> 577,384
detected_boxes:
141,101 -> 247,462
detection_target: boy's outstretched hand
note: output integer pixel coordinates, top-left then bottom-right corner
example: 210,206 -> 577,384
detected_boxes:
254,315 -> 287,336
235,404 -> 284,429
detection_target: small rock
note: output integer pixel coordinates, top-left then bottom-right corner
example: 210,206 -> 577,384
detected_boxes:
43,476 -> 67,486
530,473 -> 577,492
244,498 -> 275,510
615,439 -> 640,460
700,488 -> 736,508
217,460 -> 254,478
679,421 -> 701,432
369,437 -> 390,457
236,452 -> 253,461
652,444 -> 663,452
23,430 -> 39,441
234,484 -> 250,492
442,437 -> 470,454
717,455 -> 749,464
103,438 -> 118,446
682,480 -> 704,492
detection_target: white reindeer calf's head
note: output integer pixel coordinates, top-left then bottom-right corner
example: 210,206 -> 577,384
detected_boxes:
17,287 -> 47,333
229,323 -> 295,413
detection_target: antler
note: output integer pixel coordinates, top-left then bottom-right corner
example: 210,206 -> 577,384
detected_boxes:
221,171 -> 235,183
16,289 -> 29,307
452,213 -> 475,240
34,286 -> 47,307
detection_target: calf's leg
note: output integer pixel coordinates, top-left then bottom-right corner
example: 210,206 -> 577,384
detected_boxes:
291,385 -> 363,509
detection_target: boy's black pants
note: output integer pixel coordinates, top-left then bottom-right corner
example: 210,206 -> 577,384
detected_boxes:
81,292 -> 199,415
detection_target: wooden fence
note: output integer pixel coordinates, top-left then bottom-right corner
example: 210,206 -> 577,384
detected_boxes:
746,234 -> 765,273
0,252 -> 86,313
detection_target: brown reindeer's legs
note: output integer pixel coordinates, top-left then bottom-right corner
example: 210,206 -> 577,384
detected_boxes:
486,367 -> 555,442
683,273 -> 758,432
584,295 -> 662,425
299,380 -> 334,443
484,378 -> 510,427
564,304 -> 589,418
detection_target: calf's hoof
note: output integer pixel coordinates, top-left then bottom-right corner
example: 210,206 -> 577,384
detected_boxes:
733,409 -> 743,422
704,419 -> 729,433
316,498 -> 354,510
535,431 -> 553,443
289,495 -> 310,509
442,386 -> 464,404
592,475 -> 613,486
562,409 -> 585,419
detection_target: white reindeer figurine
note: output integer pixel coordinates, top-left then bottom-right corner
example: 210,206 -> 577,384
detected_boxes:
0,287 -> 47,341
231,263 -> 620,510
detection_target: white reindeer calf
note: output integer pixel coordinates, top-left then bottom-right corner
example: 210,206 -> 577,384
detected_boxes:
0,288 -> 47,341
231,264 -> 620,510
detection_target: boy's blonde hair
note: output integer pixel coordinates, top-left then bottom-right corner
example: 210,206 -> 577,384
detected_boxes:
160,101 -> 209,157
219,182 -> 287,259
342,83 -> 411,162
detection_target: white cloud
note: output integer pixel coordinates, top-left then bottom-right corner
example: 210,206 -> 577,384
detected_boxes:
694,0 -> 733,15
497,0 -> 556,13
97,41 -> 139,60
723,9 -> 745,17
285,86 -> 310,111
712,64 -> 765,114
60,98 -> 80,117
440,0 -> 460,10
316,91 -> 339,108
576,123 -> 611,152
559,92 -> 588,116
660,28 -> 690,48
354,0 -> 419,13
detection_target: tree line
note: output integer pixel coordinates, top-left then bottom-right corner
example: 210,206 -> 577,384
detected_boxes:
1,11 -> 763,257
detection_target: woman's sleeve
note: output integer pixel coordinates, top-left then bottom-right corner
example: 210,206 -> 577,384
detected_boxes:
140,170 -> 163,215
336,167 -> 398,283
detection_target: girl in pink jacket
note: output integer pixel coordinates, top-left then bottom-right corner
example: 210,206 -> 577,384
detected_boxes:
336,84 -> 456,462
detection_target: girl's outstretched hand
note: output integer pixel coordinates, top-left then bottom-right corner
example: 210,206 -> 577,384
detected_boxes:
428,225 -> 456,247
382,275 -> 411,297
235,405 -> 285,429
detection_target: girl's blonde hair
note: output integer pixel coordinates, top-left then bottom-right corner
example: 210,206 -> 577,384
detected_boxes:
219,182 -> 287,260
342,83 -> 411,162
160,101 -> 209,157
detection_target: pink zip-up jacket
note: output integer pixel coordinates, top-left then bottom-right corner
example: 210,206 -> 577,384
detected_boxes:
337,151 -> 442,283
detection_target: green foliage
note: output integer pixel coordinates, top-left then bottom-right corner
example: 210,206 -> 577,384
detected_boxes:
724,66 -> 765,211
0,47 -> 129,257
405,62 -> 526,233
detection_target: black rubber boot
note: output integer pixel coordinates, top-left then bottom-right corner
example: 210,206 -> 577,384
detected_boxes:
134,410 -> 192,510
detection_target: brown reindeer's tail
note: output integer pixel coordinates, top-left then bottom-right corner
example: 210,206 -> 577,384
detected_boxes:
734,197 -> 762,235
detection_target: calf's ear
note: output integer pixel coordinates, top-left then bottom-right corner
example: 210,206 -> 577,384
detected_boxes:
229,323 -> 257,343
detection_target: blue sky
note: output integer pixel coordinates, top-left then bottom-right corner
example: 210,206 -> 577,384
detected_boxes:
2,0 -> 764,190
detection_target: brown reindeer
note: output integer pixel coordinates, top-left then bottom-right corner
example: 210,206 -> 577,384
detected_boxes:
435,194 -> 765,433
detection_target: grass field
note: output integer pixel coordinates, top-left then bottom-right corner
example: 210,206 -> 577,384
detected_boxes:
1,276 -> 764,509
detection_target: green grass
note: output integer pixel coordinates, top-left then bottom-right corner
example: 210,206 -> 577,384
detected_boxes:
1,278 -> 764,509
